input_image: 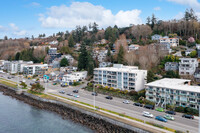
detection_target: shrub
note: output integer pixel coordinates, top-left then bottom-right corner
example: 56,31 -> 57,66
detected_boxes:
175,106 -> 185,113
129,90 -> 138,96
30,83 -> 45,93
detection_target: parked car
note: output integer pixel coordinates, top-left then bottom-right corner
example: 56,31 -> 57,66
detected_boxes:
59,90 -> 65,94
53,83 -> 57,85
165,111 -> 176,115
164,114 -> 174,120
144,104 -> 154,110
155,116 -> 167,122
73,90 -> 79,93
73,94 -> 80,98
123,100 -> 130,104
67,93 -> 73,96
156,107 -> 164,112
134,103 -> 143,107
142,111 -> 153,118
7,77 -> 11,79
105,96 -> 113,100
91,92 -> 98,96
182,114 -> 194,119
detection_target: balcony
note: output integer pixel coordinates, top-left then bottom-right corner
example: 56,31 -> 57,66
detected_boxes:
188,95 -> 196,98
146,93 -> 154,96
189,101 -> 196,104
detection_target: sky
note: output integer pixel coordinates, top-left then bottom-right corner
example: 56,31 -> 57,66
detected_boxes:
0,0 -> 200,39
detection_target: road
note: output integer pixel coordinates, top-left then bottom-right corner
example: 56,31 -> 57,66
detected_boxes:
1,73 -> 199,133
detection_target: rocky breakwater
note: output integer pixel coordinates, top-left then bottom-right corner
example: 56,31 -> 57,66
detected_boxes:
0,84 -> 150,133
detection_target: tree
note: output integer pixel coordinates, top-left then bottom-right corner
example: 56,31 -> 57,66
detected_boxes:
20,82 -> 27,89
117,45 -> 124,64
163,71 -> 180,78
60,57 -> 69,67
151,14 -> 157,29
68,34 -> 75,47
190,50 -> 197,58
146,16 -> 151,26
147,70 -> 155,83
78,44 -> 88,70
4,36 -> 8,40
86,52 -> 95,75
30,83 -> 45,93
106,48 -> 112,62
92,22 -> 98,34
15,52 -> 20,60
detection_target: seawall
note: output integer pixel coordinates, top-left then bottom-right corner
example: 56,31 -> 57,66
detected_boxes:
0,84 -> 151,133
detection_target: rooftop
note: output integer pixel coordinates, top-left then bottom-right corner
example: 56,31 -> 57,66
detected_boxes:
146,78 -> 200,93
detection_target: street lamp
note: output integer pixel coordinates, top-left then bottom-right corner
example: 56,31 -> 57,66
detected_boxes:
93,81 -> 95,110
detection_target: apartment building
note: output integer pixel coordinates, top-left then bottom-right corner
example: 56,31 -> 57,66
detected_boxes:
160,37 -> 179,47
48,48 -> 62,63
3,60 -> 33,74
145,78 -> 200,109
179,58 -> 198,75
23,64 -> 48,76
93,64 -> 147,92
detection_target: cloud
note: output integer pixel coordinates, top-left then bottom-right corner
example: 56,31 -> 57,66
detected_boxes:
167,0 -> 200,10
39,2 -> 142,29
174,12 -> 184,19
9,23 -> 19,31
0,25 -> 6,32
154,7 -> 161,11
29,2 -> 41,7
13,30 -> 27,36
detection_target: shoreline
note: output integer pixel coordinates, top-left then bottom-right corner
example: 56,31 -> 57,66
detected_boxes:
0,84 -> 150,133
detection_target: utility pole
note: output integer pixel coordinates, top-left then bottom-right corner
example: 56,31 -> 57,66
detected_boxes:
93,82 -> 95,110
199,104 -> 200,133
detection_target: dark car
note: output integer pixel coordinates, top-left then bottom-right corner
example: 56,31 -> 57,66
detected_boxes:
165,111 -> 176,115
155,116 -> 167,122
92,92 -> 98,96
67,93 -> 73,96
59,90 -> 65,94
134,103 -> 143,107
35,81 -> 40,84
144,104 -> 154,110
73,90 -> 79,93
105,96 -> 113,100
7,77 -> 11,79
182,114 -> 194,119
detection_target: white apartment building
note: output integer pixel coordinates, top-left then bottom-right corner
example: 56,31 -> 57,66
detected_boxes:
62,71 -> 87,83
179,58 -> 198,75
23,64 -> 48,76
94,64 -> 147,92
3,60 -> 33,74
145,78 -> 200,109
160,38 -> 179,47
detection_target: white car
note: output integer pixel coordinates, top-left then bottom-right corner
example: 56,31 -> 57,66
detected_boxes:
142,111 -> 154,118
123,100 -> 130,104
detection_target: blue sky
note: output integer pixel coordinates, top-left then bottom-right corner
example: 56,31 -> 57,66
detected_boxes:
0,0 -> 199,39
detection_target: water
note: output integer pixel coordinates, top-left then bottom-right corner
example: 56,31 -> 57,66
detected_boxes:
0,92 -> 94,133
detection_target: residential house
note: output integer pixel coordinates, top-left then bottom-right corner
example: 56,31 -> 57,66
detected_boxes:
151,34 -> 162,41
185,49 -> 195,56
99,62 -> 112,68
160,37 -> 179,47
128,44 -> 140,51
165,62 -> 179,71
61,54 -> 74,64
48,48 -> 62,63
179,58 -> 198,75
94,64 -> 147,92
62,71 -> 87,83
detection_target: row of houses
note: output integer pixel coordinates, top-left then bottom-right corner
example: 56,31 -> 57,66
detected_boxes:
151,34 -> 179,47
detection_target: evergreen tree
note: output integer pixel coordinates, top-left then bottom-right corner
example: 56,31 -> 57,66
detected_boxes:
92,22 -> 98,34
147,70 -> 155,83
106,48 -> 111,62
86,52 -> 95,75
60,57 -> 69,67
68,34 -> 75,47
151,14 -> 157,29
117,45 -> 124,64
15,52 -> 20,60
78,44 -> 88,70
4,36 -> 8,40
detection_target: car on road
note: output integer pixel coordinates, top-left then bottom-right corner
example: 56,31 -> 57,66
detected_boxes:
53,83 -> 57,85
91,92 -> 98,96
144,104 -> 154,110
67,93 -> 73,96
73,90 -> 79,93
73,94 -> 79,98
156,107 -> 164,112
123,100 -> 130,104
155,116 -> 167,122
59,90 -> 65,94
134,103 -> 143,107
7,77 -> 11,79
105,96 -> 113,100
182,114 -> 194,119
164,114 -> 174,120
165,110 -> 176,115
142,111 -> 153,118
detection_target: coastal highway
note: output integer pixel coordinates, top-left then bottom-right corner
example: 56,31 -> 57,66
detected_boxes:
1,73 -> 198,133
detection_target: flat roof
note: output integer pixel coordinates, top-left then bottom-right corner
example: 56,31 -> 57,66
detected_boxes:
145,78 -> 200,93
94,66 -> 146,73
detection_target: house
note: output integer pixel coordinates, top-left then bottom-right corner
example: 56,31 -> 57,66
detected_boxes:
101,39 -> 107,44
93,50 -> 108,63
62,71 -> 87,83
99,62 -> 112,68
194,68 -> 200,82
196,44 -> 200,58
185,49 -> 195,56
173,51 -> 182,57
179,58 -> 198,75
48,48 -> 62,63
160,37 -> 179,47
165,62 -> 179,71
128,44 -> 140,51
49,40 -> 58,45
151,34 -> 162,41
61,54 -> 74,64
50,60 -> 60,68
145,78 -> 200,109
94,64 -> 147,92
